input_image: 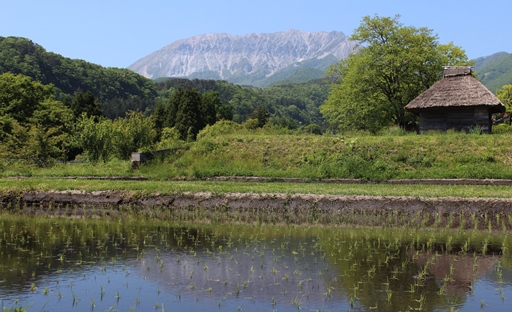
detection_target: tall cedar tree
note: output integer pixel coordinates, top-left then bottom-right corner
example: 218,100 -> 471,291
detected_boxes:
174,88 -> 203,141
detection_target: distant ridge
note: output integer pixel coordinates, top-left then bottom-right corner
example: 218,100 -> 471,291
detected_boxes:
473,52 -> 512,93
128,30 -> 357,87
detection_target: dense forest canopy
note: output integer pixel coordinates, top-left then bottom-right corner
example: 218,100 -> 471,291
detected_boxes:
154,77 -> 331,127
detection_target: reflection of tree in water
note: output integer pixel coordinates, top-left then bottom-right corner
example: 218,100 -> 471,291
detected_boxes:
412,252 -> 497,296
319,230 -> 499,312
0,221 -> 223,295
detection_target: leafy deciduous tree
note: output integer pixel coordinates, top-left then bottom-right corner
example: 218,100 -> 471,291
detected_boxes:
497,84 -> 512,112
0,72 -> 54,123
321,15 -> 470,133
75,114 -> 113,163
112,111 -> 156,160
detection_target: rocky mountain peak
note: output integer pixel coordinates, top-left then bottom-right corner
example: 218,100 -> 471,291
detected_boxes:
128,30 -> 356,86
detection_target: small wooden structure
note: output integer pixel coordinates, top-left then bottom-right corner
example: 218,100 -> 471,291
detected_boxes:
131,149 -> 172,168
405,66 -> 505,133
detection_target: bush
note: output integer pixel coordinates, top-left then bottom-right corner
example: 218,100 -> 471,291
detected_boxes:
197,120 -> 242,140
493,124 -> 512,134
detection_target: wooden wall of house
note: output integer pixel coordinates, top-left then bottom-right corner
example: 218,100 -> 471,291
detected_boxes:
419,107 -> 492,133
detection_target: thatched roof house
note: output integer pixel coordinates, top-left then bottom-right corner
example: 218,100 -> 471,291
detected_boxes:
405,66 -> 505,133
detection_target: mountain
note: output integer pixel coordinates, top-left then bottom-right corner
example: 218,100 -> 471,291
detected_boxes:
128,30 -> 356,87
473,52 -> 512,93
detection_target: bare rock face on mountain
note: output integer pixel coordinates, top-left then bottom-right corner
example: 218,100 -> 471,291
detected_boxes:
128,30 -> 356,87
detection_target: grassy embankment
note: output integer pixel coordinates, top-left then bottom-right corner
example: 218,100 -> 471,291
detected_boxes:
1,129 -> 512,197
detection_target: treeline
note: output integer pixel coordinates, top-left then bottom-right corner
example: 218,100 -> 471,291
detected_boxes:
155,78 -> 330,129
0,72 -> 325,168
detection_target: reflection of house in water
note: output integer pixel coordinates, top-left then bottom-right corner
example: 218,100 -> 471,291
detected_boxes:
413,252 -> 498,295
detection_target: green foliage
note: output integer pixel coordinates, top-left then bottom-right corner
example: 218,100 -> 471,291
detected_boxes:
76,112 -> 156,163
249,107 -> 270,128
174,88 -> 203,141
197,120 -> 242,140
473,52 -> 512,93
75,115 -> 114,163
112,111 -> 156,160
0,74 -> 74,166
497,84 -> 512,112
155,127 -> 184,150
303,123 -> 322,135
158,88 -> 230,141
0,72 -> 55,123
321,15 -> 471,133
154,78 -> 330,128
22,100 -> 75,166
492,123 -> 512,134
69,90 -> 103,119
0,36 -> 157,119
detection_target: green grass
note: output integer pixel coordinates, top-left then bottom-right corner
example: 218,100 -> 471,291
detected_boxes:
2,130 -> 512,182
1,178 -> 512,198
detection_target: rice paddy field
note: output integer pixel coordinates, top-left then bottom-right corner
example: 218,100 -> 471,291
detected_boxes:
1,214 -> 512,312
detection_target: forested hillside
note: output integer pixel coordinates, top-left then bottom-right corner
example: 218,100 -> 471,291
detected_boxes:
0,36 -> 157,118
154,78 -> 330,127
473,52 -> 512,93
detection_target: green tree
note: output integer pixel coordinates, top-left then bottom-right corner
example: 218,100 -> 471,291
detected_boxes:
174,89 -> 202,140
201,90 -> 219,126
70,90 -> 103,119
21,100 -> 75,166
249,107 -> 270,128
0,72 -> 54,123
152,100 -> 168,140
75,114 -> 113,163
497,84 -> 512,112
321,15 -> 470,132
112,111 -> 156,160
0,73 -> 75,166
164,88 -> 184,128
202,90 -> 233,121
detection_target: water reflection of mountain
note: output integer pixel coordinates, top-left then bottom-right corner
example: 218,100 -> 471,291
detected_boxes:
134,239 -> 346,309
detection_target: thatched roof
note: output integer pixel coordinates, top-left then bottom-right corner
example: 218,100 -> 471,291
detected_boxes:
405,66 -> 505,114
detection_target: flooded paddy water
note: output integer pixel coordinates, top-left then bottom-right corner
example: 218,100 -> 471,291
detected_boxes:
1,217 -> 512,312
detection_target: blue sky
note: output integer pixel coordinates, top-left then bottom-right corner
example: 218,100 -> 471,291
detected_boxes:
2,0 -> 510,68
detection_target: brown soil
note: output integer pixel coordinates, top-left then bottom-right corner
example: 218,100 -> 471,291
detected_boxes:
1,190 -> 512,228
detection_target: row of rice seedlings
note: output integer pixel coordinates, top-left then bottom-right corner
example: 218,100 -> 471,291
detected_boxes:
4,197 -> 512,232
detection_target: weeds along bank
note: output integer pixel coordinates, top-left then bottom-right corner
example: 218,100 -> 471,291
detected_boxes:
131,129 -> 512,180
2,129 -> 512,180
2,190 -> 512,231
